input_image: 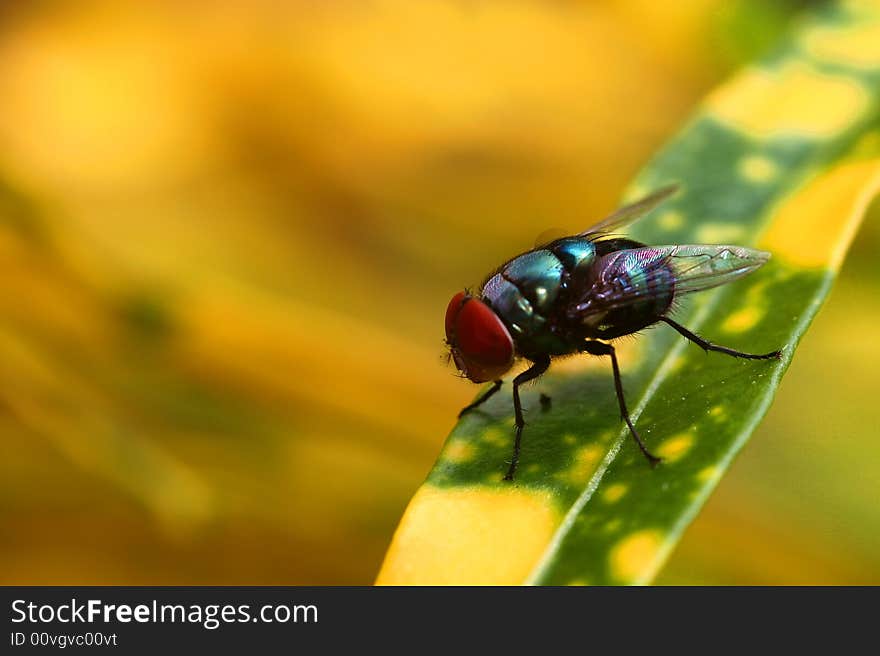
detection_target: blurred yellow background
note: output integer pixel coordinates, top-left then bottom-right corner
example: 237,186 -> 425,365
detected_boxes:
0,0 -> 877,584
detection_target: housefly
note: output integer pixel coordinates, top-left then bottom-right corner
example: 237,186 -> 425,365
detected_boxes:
444,185 -> 782,480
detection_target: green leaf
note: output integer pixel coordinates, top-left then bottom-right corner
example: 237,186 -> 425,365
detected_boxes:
376,0 -> 880,585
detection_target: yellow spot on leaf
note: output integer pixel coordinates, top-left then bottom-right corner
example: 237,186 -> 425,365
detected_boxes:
376,485 -> 559,585
603,518 -> 622,534
568,578 -> 591,586
622,185 -> 649,204
845,0 -> 880,11
658,210 -> 684,230
609,530 -> 664,583
696,466 -> 721,484
482,427 -> 507,447
803,19 -> 880,68
443,439 -> 474,463
564,444 -> 604,485
603,483 -> 628,503
760,159 -> 880,269
709,405 -> 725,419
667,354 -> 688,375
705,62 -> 869,139
695,224 -> 745,243
598,429 -> 615,443
851,130 -> 880,158
722,306 -> 764,333
739,155 -> 778,183
656,432 -> 694,463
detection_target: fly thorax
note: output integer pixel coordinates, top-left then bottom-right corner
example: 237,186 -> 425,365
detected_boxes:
481,250 -> 565,339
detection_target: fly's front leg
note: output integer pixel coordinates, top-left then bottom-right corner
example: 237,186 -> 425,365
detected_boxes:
505,355 -> 551,481
581,341 -> 661,467
660,316 -> 782,360
458,380 -> 503,418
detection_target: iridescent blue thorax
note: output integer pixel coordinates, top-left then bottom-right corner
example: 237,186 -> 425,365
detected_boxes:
480,237 -> 597,357
480,236 -> 675,359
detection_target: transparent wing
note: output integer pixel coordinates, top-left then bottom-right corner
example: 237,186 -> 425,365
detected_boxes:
578,184 -> 679,237
573,244 -> 770,317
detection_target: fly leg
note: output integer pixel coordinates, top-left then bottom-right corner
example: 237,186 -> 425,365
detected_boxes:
458,380 -> 503,418
660,317 -> 782,360
581,341 -> 661,467
505,355 -> 551,481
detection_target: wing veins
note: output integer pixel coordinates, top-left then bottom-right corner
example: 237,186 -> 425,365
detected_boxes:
572,244 -> 769,318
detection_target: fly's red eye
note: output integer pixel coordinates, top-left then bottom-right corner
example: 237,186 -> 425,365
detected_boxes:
454,299 -> 513,364
445,291 -> 468,343
445,293 -> 514,382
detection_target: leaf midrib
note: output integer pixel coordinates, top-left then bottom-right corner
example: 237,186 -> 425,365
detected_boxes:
524,293 -> 720,584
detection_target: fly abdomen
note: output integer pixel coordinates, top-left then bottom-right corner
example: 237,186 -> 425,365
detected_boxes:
577,246 -> 676,339
608,259 -> 675,316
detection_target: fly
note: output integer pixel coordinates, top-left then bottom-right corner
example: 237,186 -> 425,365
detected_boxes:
444,185 -> 782,480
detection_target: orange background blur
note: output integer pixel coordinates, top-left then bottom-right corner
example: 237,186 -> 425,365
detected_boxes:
1,0 -> 877,584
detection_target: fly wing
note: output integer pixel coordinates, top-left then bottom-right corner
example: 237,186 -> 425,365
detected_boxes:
578,184 -> 679,237
573,244 -> 771,317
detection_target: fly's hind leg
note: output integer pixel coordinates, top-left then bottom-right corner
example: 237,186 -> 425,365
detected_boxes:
660,316 -> 782,360
581,341 -> 661,467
